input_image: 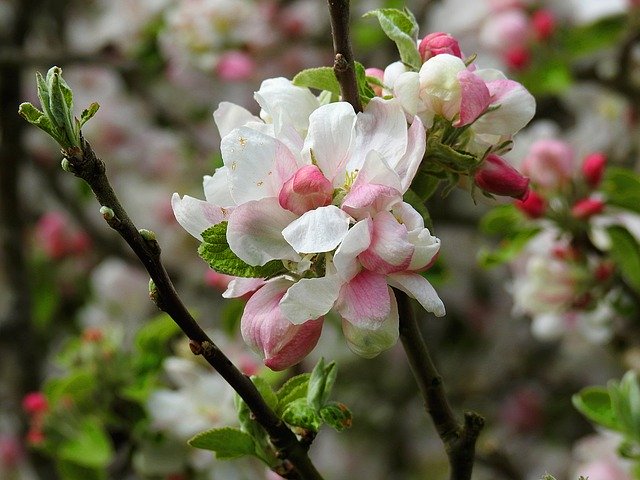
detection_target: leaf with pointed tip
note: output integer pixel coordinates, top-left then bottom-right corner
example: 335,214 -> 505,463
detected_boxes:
319,402 -> 352,432
19,103 -> 61,142
188,427 -> 256,459
572,386 -> 621,432
307,358 -> 337,411
355,61 -> 376,105
363,8 -> 421,71
292,67 -> 341,96
80,103 -> 100,128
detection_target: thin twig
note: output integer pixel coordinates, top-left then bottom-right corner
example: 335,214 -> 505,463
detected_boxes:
327,0 -> 362,113
395,288 -> 484,480
62,138 -> 324,480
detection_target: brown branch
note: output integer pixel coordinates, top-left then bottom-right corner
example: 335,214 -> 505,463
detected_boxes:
62,138 -> 323,480
327,0 -> 362,113
395,288 -> 484,480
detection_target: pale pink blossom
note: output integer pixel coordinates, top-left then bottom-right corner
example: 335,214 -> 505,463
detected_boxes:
216,51 -> 255,81
521,139 -> 575,190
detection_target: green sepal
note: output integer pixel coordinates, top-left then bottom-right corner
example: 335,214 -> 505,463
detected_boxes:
355,61 -> 376,104
410,169 -> 441,202
188,427 -> 256,459
363,8 -> 421,71
606,225 -> 640,293
198,222 -> 287,278
292,67 -> 340,96
281,398 -> 322,432
572,386 -> 621,432
319,402 -> 352,432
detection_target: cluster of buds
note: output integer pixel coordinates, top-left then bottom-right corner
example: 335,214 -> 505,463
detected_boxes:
22,392 -> 48,445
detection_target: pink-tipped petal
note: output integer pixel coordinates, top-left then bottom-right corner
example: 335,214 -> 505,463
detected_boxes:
358,211 -> 414,275
455,69 -> 491,127
335,270 -> 391,329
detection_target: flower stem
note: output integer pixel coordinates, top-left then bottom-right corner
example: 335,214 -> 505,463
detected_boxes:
62,138 -> 324,480
395,288 -> 484,480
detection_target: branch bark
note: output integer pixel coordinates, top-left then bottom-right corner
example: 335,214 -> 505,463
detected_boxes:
395,288 -> 484,480
62,139 -> 323,480
327,0 -> 362,113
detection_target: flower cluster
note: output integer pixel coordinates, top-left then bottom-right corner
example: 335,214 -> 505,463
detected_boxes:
173,78 -> 445,369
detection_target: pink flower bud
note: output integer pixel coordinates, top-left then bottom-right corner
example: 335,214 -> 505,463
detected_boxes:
204,270 -> 234,292
241,281 -> 323,371
581,152 -> 607,188
22,392 -> 48,415
418,32 -> 462,62
504,45 -> 531,70
216,51 -> 255,81
474,154 -> 530,199
26,428 -> 45,445
365,67 -> 384,96
571,197 -> 605,219
279,165 -> 333,215
515,190 -> 546,218
531,9 -> 556,41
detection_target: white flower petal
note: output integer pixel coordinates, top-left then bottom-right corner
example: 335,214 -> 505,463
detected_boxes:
387,272 -> 446,317
280,275 -> 343,325
171,193 -> 228,240
203,167 -> 234,207
282,205 -> 352,254
333,219 -> 372,281
213,102 -> 262,138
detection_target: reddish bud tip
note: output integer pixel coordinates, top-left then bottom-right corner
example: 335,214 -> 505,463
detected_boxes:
515,190 -> 546,218
504,45 -> 531,71
581,152 -> 607,188
22,392 -> 48,415
531,9 -> 556,41
418,32 -> 462,62
571,197 -> 605,219
474,154 -> 530,200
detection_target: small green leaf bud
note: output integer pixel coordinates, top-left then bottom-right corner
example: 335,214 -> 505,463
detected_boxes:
99,206 -> 115,220
139,229 -> 157,241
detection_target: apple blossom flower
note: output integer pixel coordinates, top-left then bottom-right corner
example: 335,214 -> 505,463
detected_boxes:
521,139 -> 574,190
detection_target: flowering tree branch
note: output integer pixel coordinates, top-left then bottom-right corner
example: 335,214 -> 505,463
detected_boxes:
327,0 -> 362,113
395,289 -> 485,480
61,138 -> 324,480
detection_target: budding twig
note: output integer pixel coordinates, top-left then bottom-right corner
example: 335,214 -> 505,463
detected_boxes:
61,138 -> 324,480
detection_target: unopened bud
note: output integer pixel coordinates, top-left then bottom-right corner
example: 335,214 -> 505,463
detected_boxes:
474,154 -> 530,200
581,152 -> 607,188
279,165 -> 333,215
515,190 -> 546,218
61,158 -> 72,172
22,392 -> 48,415
504,45 -> 531,71
531,9 -> 556,41
418,32 -> 462,62
139,229 -> 157,241
571,197 -> 605,219
99,206 -> 115,220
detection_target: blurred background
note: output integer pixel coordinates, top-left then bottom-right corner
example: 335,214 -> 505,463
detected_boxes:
1,0 -> 640,479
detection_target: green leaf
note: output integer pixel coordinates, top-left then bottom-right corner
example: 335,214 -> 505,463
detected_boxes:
281,398 -> 322,432
188,427 -> 255,459
234,396 -> 277,466
250,376 -> 278,411
572,386 -> 621,432
292,67 -> 340,96
135,314 -> 181,354
319,402 -> 352,432
601,167 -> 640,215
59,418 -> 114,468
606,225 -> 640,293
307,358 -> 337,411
562,15 -> 626,59
276,373 -> 310,403
363,8 -> 422,71
56,460 -> 106,480
479,204 -> 525,236
610,371 -> 640,442
80,102 -> 100,127
45,370 -> 97,405
36,71 -> 53,121
18,102 -> 60,141
198,222 -> 287,278
355,61 -> 376,104
49,68 -> 77,147
477,228 -> 540,268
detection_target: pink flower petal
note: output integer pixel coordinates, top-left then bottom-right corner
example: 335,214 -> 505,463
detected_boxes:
335,270 -> 391,329
455,69 -> 491,127
358,211 -> 414,274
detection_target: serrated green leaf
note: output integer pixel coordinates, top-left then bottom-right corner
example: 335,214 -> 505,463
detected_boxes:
188,427 -> 255,459
250,376 -> 278,411
319,402 -> 352,432
307,358 -> 336,411
59,418 -> 114,468
364,8 -> 421,71
606,226 -> 640,293
292,67 -> 340,96
572,386 -> 621,432
80,102 -> 100,127
601,167 -> 640,215
18,102 -> 45,123
199,222 -> 287,278
477,228 -> 541,268
281,398 -> 322,432
276,373 -> 310,404
479,204 -> 525,236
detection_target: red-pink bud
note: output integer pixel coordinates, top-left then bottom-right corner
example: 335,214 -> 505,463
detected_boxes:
365,67 -> 384,96
515,190 -> 546,218
581,152 -> 607,188
571,197 -> 605,219
418,32 -> 462,62
26,428 -> 45,445
279,165 -> 333,215
504,45 -> 531,71
474,154 -> 530,200
22,392 -> 48,415
531,9 -> 556,41
216,51 -> 255,81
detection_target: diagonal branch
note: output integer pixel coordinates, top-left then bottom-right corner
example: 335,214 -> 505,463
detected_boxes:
395,288 -> 484,480
327,0 -> 362,113
62,138 -> 324,480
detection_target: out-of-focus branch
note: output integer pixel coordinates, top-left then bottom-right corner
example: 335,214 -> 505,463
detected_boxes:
395,289 -> 485,480
60,138 -> 323,480
327,0 -> 362,113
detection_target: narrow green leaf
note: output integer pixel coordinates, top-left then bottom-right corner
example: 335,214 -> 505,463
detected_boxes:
49,68 -> 78,148
364,8 -> 421,70
18,102 -> 45,124
572,386 -> 621,431
59,419 -> 114,468
601,167 -> 640,215
292,67 -> 340,95
281,398 -> 322,432
307,358 -> 336,411
80,102 -> 100,128
276,373 -> 310,403
319,402 -> 352,432
198,222 -> 287,278
188,427 -> 255,459
606,225 -> 640,293
36,71 -> 53,121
